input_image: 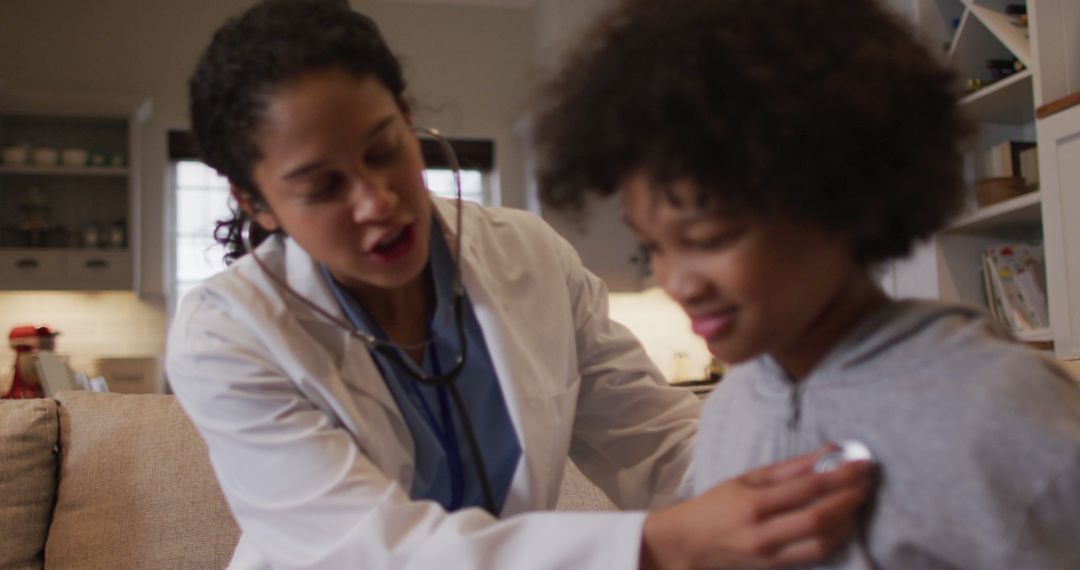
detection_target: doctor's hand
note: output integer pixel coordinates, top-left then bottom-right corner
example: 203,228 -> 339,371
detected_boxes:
640,446 -> 874,570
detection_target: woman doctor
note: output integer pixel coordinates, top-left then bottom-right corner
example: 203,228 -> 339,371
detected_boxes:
167,0 -> 873,568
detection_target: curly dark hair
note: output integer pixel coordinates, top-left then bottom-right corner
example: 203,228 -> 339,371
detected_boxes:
535,0 -> 971,266
188,0 -> 407,263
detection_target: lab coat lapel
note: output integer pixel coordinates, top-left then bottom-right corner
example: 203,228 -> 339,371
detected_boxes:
276,237 -> 402,418
282,236 -> 348,321
432,199 -> 555,513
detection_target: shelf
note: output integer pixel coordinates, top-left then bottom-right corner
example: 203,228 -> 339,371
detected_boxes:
968,4 -> 1032,67
944,190 -> 1041,233
0,247 -> 131,254
959,69 -> 1034,123
1016,327 -> 1053,342
949,7 -> 1030,111
922,0 -> 967,59
0,165 -> 129,177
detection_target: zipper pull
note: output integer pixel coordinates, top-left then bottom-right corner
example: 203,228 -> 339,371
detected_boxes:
787,384 -> 803,430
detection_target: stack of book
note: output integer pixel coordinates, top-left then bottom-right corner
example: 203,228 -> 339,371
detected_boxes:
982,243 -> 1049,333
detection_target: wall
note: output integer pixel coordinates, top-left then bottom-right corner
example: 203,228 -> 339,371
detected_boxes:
886,0 -> 916,28
528,0 -> 916,84
1060,359 -> 1080,381
608,287 -> 712,382
0,292 -> 164,377
530,0 -> 614,74
356,1 -> 533,209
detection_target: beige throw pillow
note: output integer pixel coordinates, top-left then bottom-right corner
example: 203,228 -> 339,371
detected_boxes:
0,398 -> 58,570
45,392 -> 239,569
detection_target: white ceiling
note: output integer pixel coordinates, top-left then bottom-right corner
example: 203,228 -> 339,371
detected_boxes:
365,0 -> 537,8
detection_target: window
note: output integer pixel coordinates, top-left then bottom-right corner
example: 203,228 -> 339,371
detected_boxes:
169,161 -> 491,312
423,168 -> 488,204
172,161 -> 232,308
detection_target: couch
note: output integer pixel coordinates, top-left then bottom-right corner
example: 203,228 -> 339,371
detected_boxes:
0,392 -> 614,570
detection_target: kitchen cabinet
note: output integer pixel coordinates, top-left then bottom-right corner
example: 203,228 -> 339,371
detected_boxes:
885,0 -> 1080,357
1036,102 -> 1080,358
0,249 -> 131,290
0,90 -> 151,291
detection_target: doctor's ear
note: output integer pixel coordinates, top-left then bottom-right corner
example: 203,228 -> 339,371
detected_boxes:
231,186 -> 280,232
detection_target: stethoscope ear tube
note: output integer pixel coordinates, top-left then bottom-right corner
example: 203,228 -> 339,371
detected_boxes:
413,126 -> 465,298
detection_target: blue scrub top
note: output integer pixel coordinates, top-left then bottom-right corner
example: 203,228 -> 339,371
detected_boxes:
322,217 -> 522,514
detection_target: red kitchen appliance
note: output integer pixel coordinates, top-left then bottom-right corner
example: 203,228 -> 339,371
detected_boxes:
1,325 -> 59,399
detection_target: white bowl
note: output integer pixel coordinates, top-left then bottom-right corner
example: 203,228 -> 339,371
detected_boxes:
31,148 -> 58,166
61,148 -> 88,167
2,146 -> 29,165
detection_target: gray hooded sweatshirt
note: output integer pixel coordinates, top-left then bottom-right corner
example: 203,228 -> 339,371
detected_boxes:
691,300 -> 1080,569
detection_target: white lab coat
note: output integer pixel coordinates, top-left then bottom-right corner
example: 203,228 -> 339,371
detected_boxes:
166,198 -> 700,569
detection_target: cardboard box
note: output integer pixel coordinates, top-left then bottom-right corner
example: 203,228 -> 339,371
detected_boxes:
93,356 -> 164,394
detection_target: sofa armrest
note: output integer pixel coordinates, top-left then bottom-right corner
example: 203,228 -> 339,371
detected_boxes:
45,392 -> 239,570
0,398 -> 58,570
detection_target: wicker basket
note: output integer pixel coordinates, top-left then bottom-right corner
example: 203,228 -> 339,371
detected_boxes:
974,177 -> 1029,208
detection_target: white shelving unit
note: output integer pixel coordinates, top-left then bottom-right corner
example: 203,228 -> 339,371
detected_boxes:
891,0 -> 1080,359
1037,101 -> 1080,359
0,90 -> 151,291
944,190 -> 1042,233
958,69 -> 1033,123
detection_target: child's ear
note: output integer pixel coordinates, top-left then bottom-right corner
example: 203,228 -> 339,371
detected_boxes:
231,187 -> 280,232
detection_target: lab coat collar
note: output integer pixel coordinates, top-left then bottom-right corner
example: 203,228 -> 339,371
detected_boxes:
275,196 -> 468,327
256,198 -> 539,505
280,236 -> 350,325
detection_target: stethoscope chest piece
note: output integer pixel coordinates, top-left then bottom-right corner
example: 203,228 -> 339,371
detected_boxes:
814,440 -> 875,473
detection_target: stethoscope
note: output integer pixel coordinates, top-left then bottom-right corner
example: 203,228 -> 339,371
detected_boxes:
814,440 -> 874,473
815,440 -> 879,567
241,127 -> 498,515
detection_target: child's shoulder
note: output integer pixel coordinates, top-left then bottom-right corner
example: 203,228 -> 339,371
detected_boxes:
868,299 -> 1075,394
880,299 -> 1080,447
846,300 -> 1052,376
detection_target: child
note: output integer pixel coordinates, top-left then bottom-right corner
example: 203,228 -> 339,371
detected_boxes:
535,0 -> 1080,567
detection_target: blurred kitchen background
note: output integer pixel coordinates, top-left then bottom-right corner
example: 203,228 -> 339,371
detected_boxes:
1,0 -> 1079,394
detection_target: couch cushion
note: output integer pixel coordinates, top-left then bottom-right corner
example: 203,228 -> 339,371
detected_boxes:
0,399 -> 58,570
45,392 -> 239,569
